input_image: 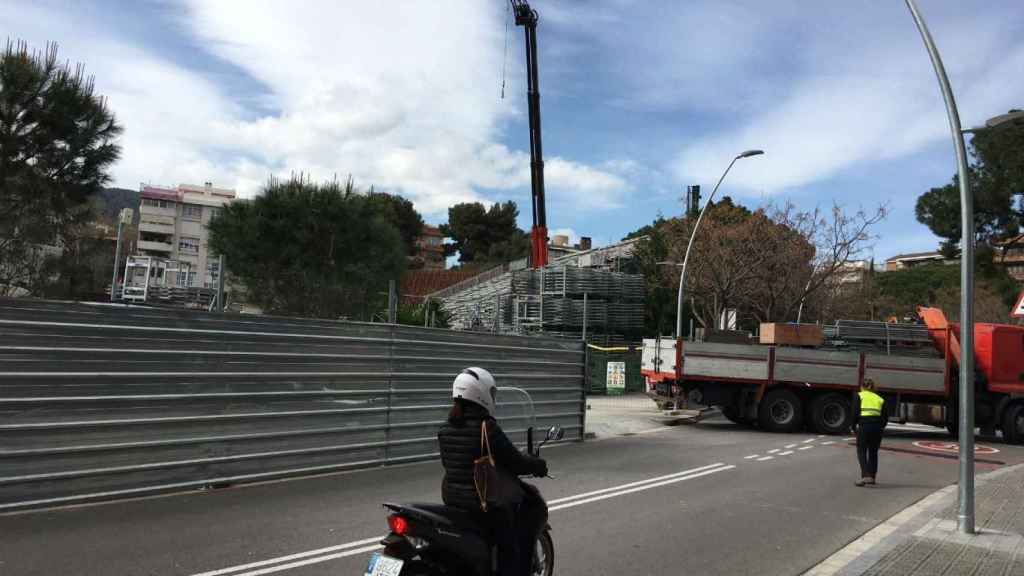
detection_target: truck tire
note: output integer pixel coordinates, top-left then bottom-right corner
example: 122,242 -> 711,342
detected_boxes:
810,393 -> 853,435
722,405 -> 752,426
1002,403 -> 1024,445
758,388 -> 804,433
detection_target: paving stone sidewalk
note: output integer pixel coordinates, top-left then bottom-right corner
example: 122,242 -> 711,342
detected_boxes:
806,462 -> 1024,576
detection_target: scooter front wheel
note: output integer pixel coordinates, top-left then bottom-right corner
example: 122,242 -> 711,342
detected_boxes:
533,530 -> 554,576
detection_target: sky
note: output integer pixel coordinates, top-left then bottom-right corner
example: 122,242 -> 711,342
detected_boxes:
4,0 -> 1023,261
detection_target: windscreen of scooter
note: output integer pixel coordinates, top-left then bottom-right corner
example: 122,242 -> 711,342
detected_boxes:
494,386 -> 536,451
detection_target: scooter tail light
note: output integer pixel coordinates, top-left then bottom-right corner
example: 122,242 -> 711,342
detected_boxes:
387,514 -> 409,535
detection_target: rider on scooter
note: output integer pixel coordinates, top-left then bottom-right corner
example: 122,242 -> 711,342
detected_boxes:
438,367 -> 548,576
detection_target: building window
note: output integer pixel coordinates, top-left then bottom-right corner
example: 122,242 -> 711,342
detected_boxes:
178,237 -> 200,255
428,236 -> 443,246
142,198 -> 171,209
182,204 -> 203,220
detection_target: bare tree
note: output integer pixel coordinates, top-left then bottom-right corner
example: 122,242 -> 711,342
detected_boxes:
657,199 -> 886,331
747,202 -> 887,324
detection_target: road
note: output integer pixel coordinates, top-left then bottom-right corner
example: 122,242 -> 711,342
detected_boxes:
3,418 -> 1020,576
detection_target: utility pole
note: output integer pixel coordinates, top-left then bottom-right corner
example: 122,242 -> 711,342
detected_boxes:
388,280 -> 398,324
217,255 -> 226,312
110,208 -> 133,302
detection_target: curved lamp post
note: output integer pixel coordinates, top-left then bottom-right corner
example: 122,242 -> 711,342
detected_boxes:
674,149 -> 764,340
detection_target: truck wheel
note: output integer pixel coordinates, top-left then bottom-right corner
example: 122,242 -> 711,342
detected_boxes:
810,393 -> 852,435
758,389 -> 804,433
1002,404 -> 1024,445
722,405 -> 752,426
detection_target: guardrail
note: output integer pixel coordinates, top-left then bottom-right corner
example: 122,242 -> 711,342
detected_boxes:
0,298 -> 585,512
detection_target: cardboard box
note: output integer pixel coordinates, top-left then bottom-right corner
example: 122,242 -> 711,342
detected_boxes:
759,323 -> 824,347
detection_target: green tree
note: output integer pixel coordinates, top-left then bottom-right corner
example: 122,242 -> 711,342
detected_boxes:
208,177 -> 406,319
439,201 -> 528,265
367,187 -> 424,256
872,262 -> 1018,323
916,110 -> 1024,256
0,41 -> 122,295
624,218 -> 680,335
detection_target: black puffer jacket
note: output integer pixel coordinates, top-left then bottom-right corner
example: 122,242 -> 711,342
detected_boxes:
438,402 -> 542,511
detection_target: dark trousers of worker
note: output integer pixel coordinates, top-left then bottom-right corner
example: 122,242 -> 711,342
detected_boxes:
491,482 -> 548,576
856,418 -> 884,479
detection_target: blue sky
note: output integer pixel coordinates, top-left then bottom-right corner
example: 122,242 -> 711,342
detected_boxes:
5,1 -> 1023,260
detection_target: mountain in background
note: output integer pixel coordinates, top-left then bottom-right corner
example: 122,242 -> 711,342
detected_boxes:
91,187 -> 140,226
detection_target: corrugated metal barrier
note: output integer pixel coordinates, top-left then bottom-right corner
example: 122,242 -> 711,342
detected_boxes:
0,299 -> 585,512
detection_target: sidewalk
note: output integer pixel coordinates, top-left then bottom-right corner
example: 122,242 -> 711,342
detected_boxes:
585,393 -> 674,438
805,462 -> 1024,576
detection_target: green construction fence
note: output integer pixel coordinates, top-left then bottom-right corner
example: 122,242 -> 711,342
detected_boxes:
586,344 -> 645,395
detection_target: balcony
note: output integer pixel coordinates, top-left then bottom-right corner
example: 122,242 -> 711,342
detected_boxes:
138,240 -> 174,253
139,220 -> 175,235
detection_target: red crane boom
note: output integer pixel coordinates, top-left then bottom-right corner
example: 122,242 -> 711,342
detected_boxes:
510,0 -> 548,268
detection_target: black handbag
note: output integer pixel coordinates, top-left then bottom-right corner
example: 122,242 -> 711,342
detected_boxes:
473,421 -> 525,512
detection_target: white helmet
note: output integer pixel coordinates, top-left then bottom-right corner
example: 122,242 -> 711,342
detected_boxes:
452,367 -> 497,415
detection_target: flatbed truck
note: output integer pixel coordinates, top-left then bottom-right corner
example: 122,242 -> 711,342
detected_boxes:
641,308 -> 1024,442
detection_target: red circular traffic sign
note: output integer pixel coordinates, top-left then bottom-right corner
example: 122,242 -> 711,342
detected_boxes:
912,440 -> 1000,455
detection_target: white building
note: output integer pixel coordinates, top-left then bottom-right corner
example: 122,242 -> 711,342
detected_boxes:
136,182 -> 236,288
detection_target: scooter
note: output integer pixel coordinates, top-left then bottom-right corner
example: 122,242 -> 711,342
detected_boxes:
365,389 -> 562,576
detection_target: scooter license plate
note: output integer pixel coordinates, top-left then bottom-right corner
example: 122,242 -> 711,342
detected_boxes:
364,552 -> 404,576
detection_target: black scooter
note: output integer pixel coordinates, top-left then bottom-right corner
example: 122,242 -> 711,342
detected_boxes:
365,425 -> 564,576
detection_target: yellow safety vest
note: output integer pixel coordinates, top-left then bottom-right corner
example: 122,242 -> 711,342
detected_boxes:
859,390 -> 884,417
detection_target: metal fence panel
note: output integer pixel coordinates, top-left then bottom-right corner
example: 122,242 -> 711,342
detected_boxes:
0,299 -> 585,511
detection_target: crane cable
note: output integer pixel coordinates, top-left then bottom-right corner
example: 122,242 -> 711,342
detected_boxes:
500,2 -> 510,99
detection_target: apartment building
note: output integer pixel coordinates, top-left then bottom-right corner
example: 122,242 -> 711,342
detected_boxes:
136,182 -> 236,288
413,225 -> 445,269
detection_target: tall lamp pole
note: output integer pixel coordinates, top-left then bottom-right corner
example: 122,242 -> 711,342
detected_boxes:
675,150 -> 764,340
904,0 -> 976,535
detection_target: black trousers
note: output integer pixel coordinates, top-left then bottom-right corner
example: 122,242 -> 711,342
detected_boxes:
856,419 -> 884,478
492,482 -> 548,576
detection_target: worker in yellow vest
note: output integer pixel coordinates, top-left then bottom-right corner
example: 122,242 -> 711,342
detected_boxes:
852,378 -> 885,486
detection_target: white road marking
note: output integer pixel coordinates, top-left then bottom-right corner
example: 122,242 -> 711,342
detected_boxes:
822,441 -> 836,445
744,455 -> 759,459
189,537 -> 383,576
190,463 -> 736,576
784,444 -> 797,449
757,456 -> 774,461
767,449 -> 780,454
548,463 -> 727,506
549,465 -> 734,511
229,545 -> 383,576
779,451 -> 794,456
817,435 -> 826,438
799,446 -> 814,451
802,438 -> 816,444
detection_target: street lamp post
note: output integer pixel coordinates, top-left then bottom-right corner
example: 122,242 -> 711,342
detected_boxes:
674,150 -> 764,340
907,1 -> 1024,537
905,0 -> 983,535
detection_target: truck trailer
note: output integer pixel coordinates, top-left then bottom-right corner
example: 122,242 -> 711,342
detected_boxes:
641,308 -> 1024,443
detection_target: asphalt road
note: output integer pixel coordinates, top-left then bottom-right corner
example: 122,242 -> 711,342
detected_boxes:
3,419 -> 1020,576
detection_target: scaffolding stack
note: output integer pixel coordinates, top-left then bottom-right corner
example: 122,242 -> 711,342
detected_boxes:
438,265 -> 645,343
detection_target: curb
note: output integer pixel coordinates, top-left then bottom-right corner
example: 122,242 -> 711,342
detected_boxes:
802,462 -> 1024,576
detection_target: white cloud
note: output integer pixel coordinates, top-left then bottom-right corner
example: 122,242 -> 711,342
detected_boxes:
2,0 -> 629,217
670,2 -> 1024,194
